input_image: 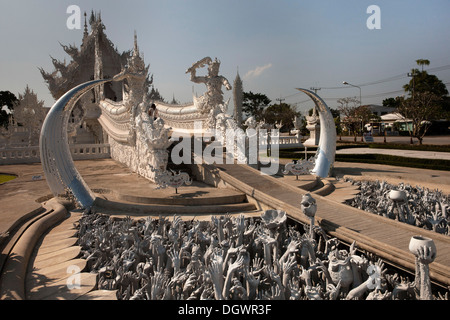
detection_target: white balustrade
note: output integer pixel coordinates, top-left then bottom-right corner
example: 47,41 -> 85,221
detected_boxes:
0,143 -> 111,164
258,135 -> 303,149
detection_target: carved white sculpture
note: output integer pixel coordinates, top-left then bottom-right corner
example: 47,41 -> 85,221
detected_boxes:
40,54 -> 172,207
40,79 -> 113,208
244,116 -> 257,130
99,34 -> 173,183
304,107 -> 320,146
152,57 -> 233,134
134,101 -> 173,180
409,236 -> 437,300
301,193 -> 317,239
283,157 -> 316,179
150,167 -> 192,193
293,116 -> 302,132
186,57 -> 232,116
346,179 -> 449,235
295,89 -> 336,178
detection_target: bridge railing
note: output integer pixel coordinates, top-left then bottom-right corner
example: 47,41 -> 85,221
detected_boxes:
259,135 -> 303,149
0,143 -> 111,165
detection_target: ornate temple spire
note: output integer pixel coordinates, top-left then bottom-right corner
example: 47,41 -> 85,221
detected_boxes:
94,29 -> 104,101
233,69 -> 243,127
83,11 -> 88,39
134,30 -> 139,56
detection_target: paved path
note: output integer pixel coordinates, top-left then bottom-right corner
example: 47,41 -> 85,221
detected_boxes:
336,147 -> 450,161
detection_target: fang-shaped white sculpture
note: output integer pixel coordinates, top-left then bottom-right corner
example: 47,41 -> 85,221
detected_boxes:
39,79 -> 110,208
295,88 -> 336,178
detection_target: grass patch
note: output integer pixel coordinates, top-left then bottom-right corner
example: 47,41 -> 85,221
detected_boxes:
0,174 -> 17,184
278,148 -> 450,171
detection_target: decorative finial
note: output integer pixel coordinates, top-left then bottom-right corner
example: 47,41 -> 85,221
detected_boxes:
83,11 -> 88,38
134,30 -> 139,55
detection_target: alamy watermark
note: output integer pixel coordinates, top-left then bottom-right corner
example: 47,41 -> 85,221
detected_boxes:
366,264 -> 382,290
66,265 -> 81,290
66,5 -> 81,30
367,5 -> 381,30
67,4 -> 381,31
170,121 -> 281,175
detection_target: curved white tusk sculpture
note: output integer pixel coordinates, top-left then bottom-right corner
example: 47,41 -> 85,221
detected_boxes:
295,88 -> 336,178
39,79 -> 110,208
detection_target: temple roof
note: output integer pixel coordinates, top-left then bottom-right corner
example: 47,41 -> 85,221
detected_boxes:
40,11 -> 131,100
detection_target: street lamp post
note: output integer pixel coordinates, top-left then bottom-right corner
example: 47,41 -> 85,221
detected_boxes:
343,81 -> 363,141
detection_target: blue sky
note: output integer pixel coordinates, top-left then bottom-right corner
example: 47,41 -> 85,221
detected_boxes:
1,0 -> 450,115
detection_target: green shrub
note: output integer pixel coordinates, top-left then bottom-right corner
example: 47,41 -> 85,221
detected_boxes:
367,143 -> 450,153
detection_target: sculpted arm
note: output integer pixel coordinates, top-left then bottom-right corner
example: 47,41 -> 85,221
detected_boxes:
186,57 -> 211,83
222,76 -> 232,90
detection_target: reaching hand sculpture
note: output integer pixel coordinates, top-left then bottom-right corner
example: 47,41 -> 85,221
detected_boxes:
301,193 -> 317,239
346,179 -> 449,236
409,236 -> 437,300
77,206 -> 447,300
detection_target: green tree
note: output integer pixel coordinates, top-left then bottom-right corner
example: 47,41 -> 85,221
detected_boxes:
398,59 -> 448,143
441,96 -> 450,120
403,60 -> 448,97
415,59 -> 430,72
0,91 -> 18,129
337,97 -> 361,141
262,103 -> 300,131
397,92 -> 443,145
382,96 -> 403,109
242,91 -> 271,122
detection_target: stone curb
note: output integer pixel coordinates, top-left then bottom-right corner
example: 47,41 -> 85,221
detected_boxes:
0,198 -> 68,300
312,179 -> 335,196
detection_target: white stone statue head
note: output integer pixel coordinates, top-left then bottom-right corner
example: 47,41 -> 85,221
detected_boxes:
208,58 -> 221,76
245,116 -> 257,129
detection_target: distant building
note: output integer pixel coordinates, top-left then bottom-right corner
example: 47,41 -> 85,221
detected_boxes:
361,105 -> 402,135
380,112 -> 412,133
0,86 -> 49,147
364,104 -> 396,117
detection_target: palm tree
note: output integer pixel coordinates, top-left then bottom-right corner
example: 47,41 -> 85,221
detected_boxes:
415,59 -> 430,72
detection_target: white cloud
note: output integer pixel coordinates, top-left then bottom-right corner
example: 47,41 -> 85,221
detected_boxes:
244,63 -> 272,80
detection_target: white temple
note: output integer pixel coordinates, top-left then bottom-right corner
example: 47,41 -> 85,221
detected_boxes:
35,11 -> 335,207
